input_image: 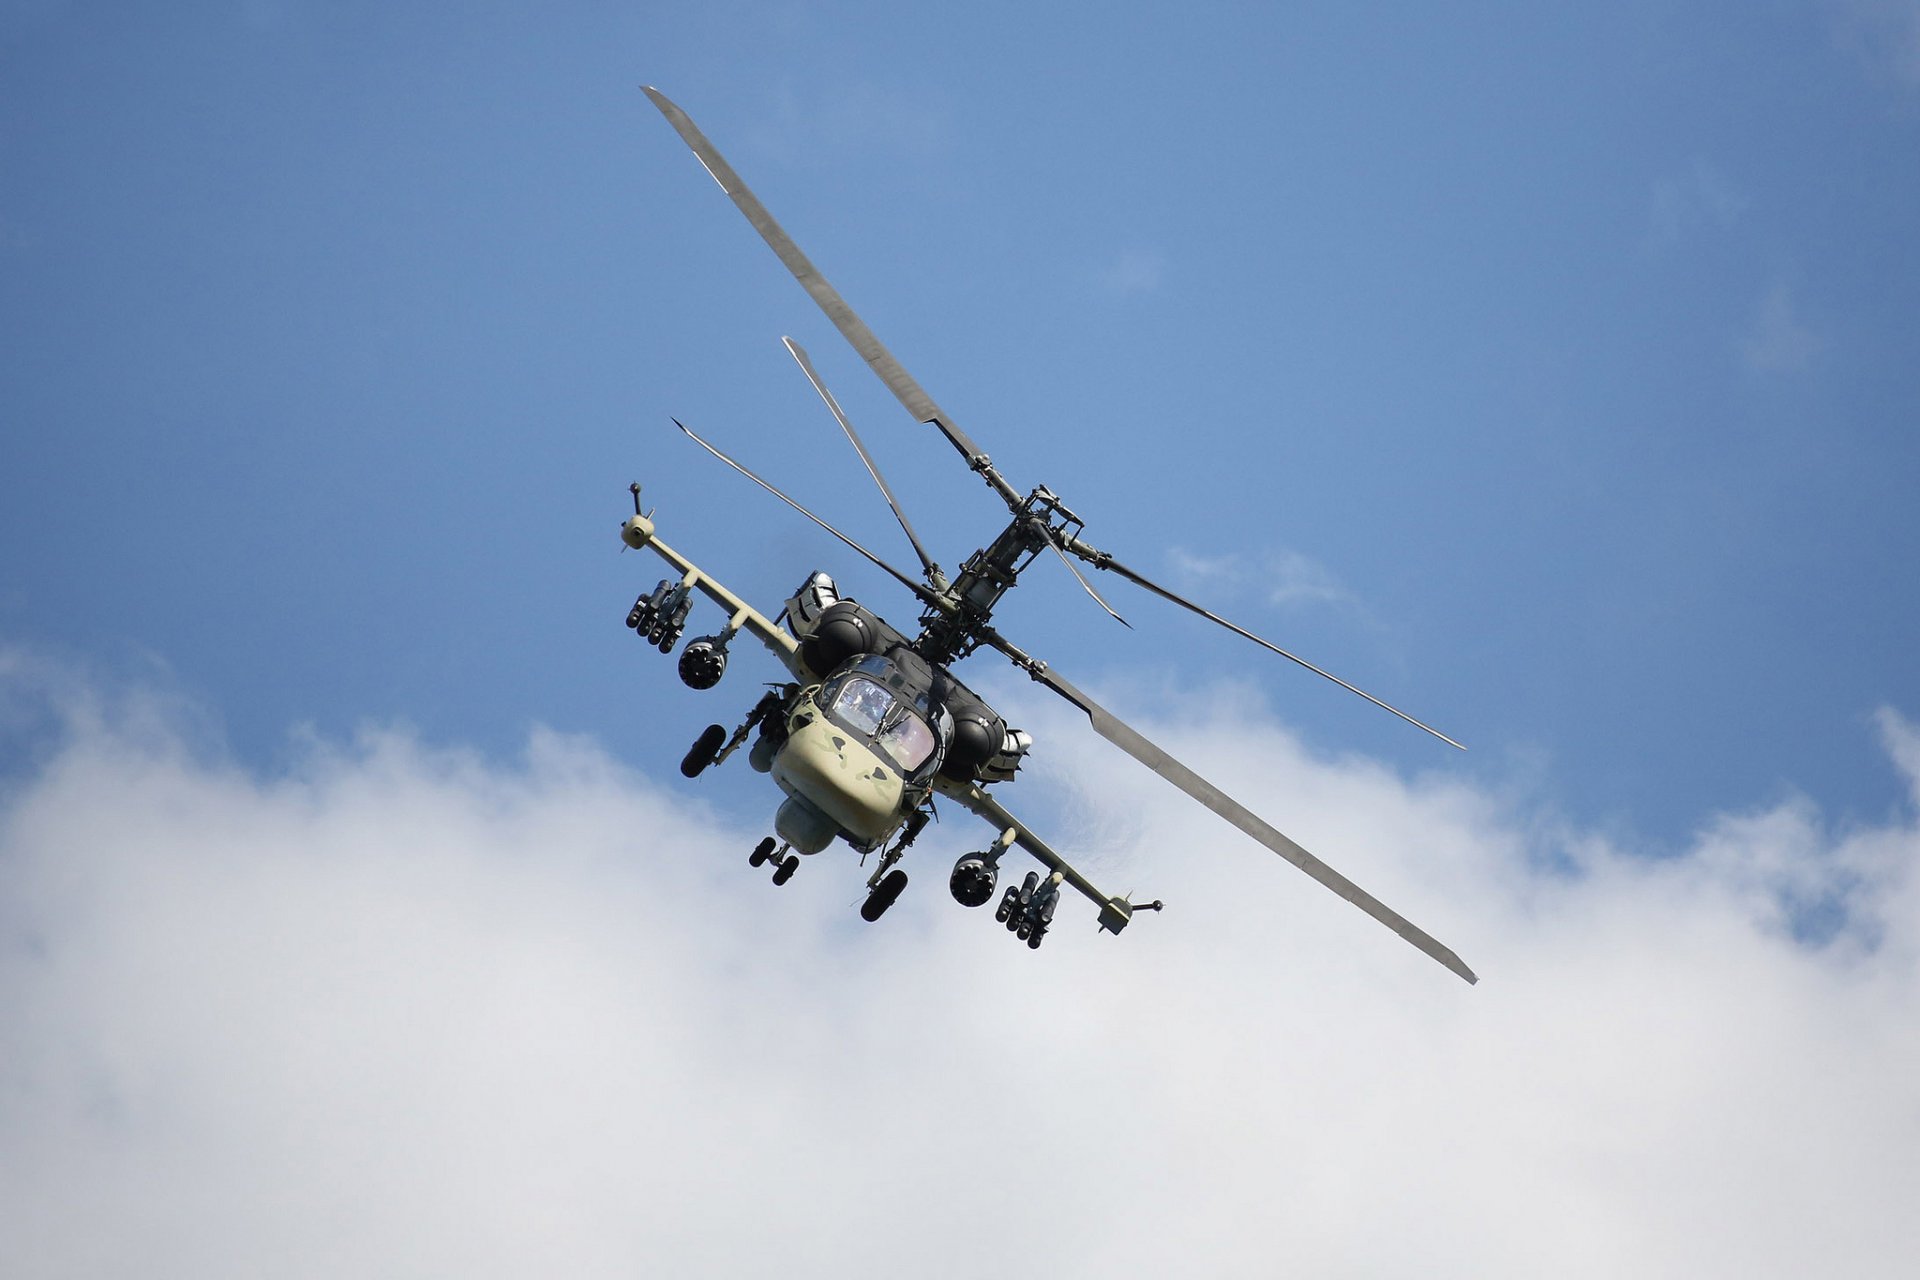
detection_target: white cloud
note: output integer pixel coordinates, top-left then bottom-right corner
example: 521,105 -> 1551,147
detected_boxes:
1877,705 -> 1920,802
1095,248 -> 1166,297
1649,160 -> 1748,244
1832,0 -> 1920,88
1168,545 -> 1356,609
1742,282 -> 1822,373
1164,546 -> 1243,585
3,665 -> 1919,1277
1263,547 -> 1355,608
749,81 -> 949,166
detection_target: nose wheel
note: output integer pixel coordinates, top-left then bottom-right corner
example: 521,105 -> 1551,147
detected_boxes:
750,837 -> 799,885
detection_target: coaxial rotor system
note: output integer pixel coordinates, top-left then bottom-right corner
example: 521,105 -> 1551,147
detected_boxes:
627,86 -> 1476,984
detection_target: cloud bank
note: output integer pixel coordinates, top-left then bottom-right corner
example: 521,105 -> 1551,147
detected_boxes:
2,664 -> 1917,1278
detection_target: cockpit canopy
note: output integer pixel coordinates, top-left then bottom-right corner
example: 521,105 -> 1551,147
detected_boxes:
819,655 -> 944,775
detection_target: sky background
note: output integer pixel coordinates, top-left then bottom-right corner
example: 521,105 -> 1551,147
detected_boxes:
4,2 -> 1919,1275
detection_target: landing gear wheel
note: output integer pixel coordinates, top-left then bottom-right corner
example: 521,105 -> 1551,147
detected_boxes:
680,724 -> 727,778
749,837 -> 776,867
860,869 -> 909,922
771,854 -> 799,886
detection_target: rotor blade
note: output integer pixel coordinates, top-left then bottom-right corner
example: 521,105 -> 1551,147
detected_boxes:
671,419 -> 941,609
1066,541 -> 1464,751
782,337 -> 942,585
643,87 -> 1018,506
983,632 -> 1476,984
1042,531 -> 1130,628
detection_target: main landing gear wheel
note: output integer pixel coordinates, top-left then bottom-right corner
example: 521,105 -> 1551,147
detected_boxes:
680,724 -> 727,778
771,854 -> 799,886
859,868 -> 909,922
749,837 -> 776,867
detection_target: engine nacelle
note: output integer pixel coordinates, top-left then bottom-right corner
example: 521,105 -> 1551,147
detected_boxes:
677,637 -> 728,690
795,600 -> 911,680
783,572 -> 841,637
949,854 -> 999,908
937,680 -> 1031,786
978,727 -> 1032,784
943,704 -> 1003,782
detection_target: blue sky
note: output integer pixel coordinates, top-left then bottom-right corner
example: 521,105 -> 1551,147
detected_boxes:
5,5 -> 1920,1274
6,2 -> 1917,845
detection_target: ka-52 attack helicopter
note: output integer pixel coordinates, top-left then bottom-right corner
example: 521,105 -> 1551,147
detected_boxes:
624,87 -> 1477,984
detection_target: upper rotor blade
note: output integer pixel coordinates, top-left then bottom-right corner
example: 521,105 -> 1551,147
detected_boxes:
672,418 -> 941,608
643,87 -> 1011,500
1068,542 -> 1464,751
782,337 -> 942,585
984,636 -> 1477,984
1043,532 -> 1130,628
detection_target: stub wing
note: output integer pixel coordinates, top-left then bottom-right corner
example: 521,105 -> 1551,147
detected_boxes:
934,776 -> 1143,934
621,512 -> 803,677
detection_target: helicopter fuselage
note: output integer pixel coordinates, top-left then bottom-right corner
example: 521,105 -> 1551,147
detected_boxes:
627,85 -> 1477,978
768,652 -> 947,854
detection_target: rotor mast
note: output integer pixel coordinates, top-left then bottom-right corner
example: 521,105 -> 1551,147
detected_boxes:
914,487 -> 1096,665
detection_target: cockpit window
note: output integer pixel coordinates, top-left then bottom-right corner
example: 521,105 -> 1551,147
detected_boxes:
830,676 -> 893,738
877,711 -> 936,771
826,674 -> 937,772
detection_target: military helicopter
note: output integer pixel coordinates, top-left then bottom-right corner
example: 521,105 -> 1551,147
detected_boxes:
625,87 -> 1477,983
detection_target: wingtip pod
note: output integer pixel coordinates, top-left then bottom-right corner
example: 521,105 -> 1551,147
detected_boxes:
621,513 -> 656,550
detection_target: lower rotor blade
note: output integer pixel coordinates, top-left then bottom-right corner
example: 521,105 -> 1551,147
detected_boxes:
782,337 -> 942,584
672,419 -> 940,609
987,634 -> 1477,984
1070,542 -> 1464,751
